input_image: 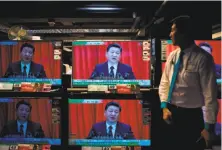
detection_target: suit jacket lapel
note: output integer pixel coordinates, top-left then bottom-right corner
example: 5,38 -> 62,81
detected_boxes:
101,121 -> 107,136
104,62 -> 109,77
30,61 -> 35,75
15,61 -> 22,75
11,120 -> 18,134
27,120 -> 33,137
114,122 -> 120,137
116,63 -> 121,77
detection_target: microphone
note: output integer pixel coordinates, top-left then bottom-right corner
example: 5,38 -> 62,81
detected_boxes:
90,72 -> 97,79
4,72 -> 11,78
87,129 -> 96,139
124,73 -> 129,79
29,72 -> 35,78
100,72 -> 104,80
26,132 -> 33,138
34,129 -> 44,138
116,73 -> 123,79
115,132 -> 123,139
36,72 -> 42,78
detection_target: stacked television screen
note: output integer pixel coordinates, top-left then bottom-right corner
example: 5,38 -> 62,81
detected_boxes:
0,41 -> 62,145
0,40 -> 152,147
0,39 -> 221,147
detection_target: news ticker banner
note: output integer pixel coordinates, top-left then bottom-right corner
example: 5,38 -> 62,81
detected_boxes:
69,99 -> 102,104
69,139 -> 150,146
0,138 -> 61,145
72,80 -> 151,87
68,99 -> 144,104
87,84 -> 140,94
0,79 -> 61,85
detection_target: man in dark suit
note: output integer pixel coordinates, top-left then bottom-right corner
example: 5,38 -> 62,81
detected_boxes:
87,101 -> 135,139
0,100 -> 45,138
90,43 -> 136,79
3,43 -> 47,78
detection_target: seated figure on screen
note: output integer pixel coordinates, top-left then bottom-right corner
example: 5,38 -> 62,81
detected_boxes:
0,100 -> 45,138
3,43 -> 47,78
89,43 -> 136,79
87,101 -> 135,139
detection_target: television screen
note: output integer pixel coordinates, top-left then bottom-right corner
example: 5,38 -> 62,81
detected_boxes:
161,40 -> 221,84
0,41 -> 62,85
72,41 -> 151,87
69,99 -> 151,146
0,98 -> 61,145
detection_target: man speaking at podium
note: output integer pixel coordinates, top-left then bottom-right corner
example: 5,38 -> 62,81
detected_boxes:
87,101 -> 135,139
3,43 -> 47,78
0,100 -> 45,138
89,43 -> 136,80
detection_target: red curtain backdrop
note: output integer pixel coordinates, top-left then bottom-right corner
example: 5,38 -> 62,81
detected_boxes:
0,41 -> 61,78
0,99 -> 60,138
69,100 -> 150,140
72,41 -> 150,80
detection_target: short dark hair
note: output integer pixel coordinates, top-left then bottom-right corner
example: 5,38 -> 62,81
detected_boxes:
107,43 -> 122,52
170,15 -> 193,37
16,100 -> 32,111
198,42 -> 212,52
105,101 -> 122,112
20,43 -> 35,53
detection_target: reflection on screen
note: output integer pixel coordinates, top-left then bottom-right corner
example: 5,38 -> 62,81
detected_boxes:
0,41 -> 62,85
72,41 -> 151,87
69,99 -> 151,146
0,98 -> 61,145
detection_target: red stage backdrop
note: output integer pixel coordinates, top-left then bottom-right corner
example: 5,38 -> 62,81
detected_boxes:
0,99 -> 60,138
72,41 -> 150,80
69,99 -> 150,139
0,41 -> 61,78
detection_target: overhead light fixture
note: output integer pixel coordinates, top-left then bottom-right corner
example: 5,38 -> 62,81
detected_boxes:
79,7 -> 122,11
77,4 -> 122,11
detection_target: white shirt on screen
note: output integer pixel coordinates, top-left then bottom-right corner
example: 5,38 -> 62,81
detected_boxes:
159,44 -> 218,124
21,62 -> 31,76
17,120 -> 28,136
106,122 -> 117,138
108,62 -> 118,77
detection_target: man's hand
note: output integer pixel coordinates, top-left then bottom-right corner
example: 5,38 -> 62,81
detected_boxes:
201,129 -> 210,147
163,108 -> 172,124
